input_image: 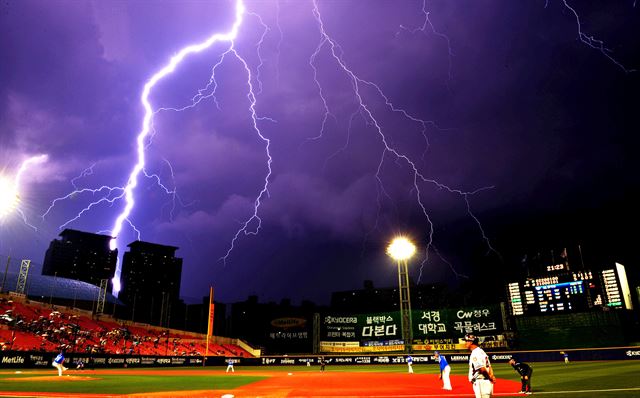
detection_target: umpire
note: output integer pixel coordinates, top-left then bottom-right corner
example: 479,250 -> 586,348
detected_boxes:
509,358 -> 533,394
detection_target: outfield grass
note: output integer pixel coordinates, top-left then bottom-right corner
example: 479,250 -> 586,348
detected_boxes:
0,361 -> 639,396
491,361 -> 640,397
0,372 -> 265,395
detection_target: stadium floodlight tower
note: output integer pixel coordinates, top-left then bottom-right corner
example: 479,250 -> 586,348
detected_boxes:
386,236 -> 416,353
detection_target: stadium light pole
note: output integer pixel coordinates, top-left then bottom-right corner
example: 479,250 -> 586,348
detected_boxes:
1,254 -> 11,294
386,237 -> 416,353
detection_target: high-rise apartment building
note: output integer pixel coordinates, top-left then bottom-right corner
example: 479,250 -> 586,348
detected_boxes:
42,229 -> 117,289
119,241 -> 182,325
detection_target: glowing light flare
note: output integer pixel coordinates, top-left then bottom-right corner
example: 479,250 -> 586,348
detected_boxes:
0,154 -> 48,220
387,237 -> 417,261
0,177 -> 20,218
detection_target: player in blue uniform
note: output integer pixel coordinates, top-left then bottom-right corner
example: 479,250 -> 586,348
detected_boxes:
434,351 -> 452,390
226,358 -> 235,373
52,350 -> 67,377
406,354 -> 414,373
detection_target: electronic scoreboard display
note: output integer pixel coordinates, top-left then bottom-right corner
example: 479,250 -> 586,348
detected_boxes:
507,264 -> 631,316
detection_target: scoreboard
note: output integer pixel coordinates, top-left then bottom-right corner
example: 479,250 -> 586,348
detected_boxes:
507,263 -> 632,316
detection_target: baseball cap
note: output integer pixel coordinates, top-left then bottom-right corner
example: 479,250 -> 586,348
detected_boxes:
463,334 -> 479,344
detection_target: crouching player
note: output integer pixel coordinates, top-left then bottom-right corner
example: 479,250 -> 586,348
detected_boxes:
509,358 -> 533,394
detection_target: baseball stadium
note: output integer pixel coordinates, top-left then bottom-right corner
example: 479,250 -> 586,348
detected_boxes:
1,249 -> 640,397
1,0 -> 640,397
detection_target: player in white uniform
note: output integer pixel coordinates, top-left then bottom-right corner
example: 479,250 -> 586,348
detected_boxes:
464,334 -> 496,398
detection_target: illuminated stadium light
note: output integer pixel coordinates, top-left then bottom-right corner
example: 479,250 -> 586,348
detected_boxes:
386,237 -> 416,261
386,235 -> 416,352
0,176 -> 20,219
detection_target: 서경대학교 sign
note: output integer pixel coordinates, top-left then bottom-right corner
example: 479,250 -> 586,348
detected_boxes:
321,306 -> 502,343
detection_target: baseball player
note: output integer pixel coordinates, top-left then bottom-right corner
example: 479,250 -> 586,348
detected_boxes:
509,358 -> 533,394
406,354 -> 414,374
226,358 -> 235,373
52,350 -> 68,377
434,351 -> 452,390
464,334 -> 496,398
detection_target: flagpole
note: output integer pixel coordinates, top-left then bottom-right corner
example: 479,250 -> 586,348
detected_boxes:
204,286 -> 213,367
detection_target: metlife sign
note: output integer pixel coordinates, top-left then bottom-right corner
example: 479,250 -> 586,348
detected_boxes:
0,352 -> 237,369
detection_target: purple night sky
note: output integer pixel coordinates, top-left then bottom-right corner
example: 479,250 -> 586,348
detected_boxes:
1,0 -> 638,304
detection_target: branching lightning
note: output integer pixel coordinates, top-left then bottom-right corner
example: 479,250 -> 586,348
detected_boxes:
311,0 -> 497,283
43,0 -> 260,293
218,46 -> 272,264
558,0 -> 637,73
148,6 -> 273,266
70,163 -> 97,190
108,1 -> 248,294
398,0 -> 454,84
35,0 -> 636,297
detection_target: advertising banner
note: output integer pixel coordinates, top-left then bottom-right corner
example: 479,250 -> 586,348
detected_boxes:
3,347 -> 640,369
412,306 -> 502,340
258,348 -> 640,366
321,306 -> 502,343
320,343 -> 404,353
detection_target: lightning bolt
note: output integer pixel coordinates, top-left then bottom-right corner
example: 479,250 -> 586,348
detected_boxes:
41,0 -> 254,294
219,46 -> 273,264
310,0 -> 497,284
147,6 -> 273,266
558,0 -> 637,73
70,162 -> 97,190
37,0 -> 634,298
397,0 -> 454,84
107,0 -> 255,292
